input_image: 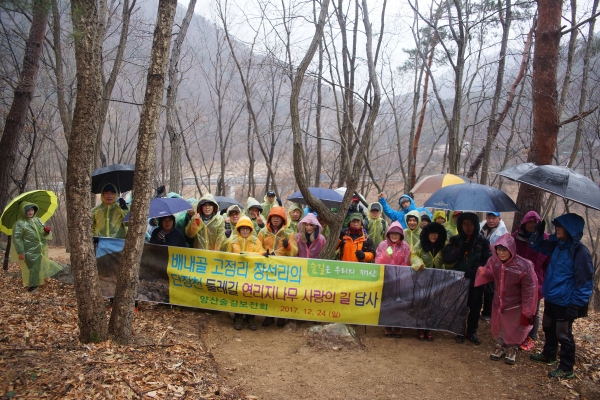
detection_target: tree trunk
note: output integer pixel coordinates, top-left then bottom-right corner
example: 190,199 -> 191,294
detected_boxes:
166,0 -> 196,194
50,0 -> 72,143
67,0 -> 108,343
513,0 -> 562,231
108,0 -> 177,344
0,0 -> 49,213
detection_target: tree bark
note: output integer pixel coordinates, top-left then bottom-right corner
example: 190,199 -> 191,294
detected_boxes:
513,0 -> 563,231
67,0 -> 108,343
108,0 -> 177,344
166,0 -> 196,194
0,0 -> 49,213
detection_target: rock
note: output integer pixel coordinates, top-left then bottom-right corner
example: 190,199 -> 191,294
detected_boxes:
574,378 -> 600,400
304,323 -> 363,350
52,263 -> 74,284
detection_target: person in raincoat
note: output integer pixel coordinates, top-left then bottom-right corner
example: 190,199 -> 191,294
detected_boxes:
433,210 -> 447,225
258,206 -> 298,327
529,213 -> 593,379
91,183 -> 128,238
185,194 -> 225,251
244,197 -> 265,234
12,202 -> 62,290
226,216 -> 265,330
443,211 -> 461,239
410,222 -> 447,341
287,203 -> 303,233
296,213 -> 326,258
377,193 -> 416,229
149,215 -> 187,247
224,205 -> 243,239
261,190 -> 277,219
337,213 -> 375,263
443,212 -> 492,345
403,210 -> 421,250
419,210 -> 431,229
364,202 -> 387,248
343,196 -> 367,227
475,234 -> 538,365
512,211 -> 550,352
375,221 -> 410,338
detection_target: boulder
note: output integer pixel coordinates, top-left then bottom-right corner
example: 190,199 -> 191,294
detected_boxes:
304,323 -> 363,350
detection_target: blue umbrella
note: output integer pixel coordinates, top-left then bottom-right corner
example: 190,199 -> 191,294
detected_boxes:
287,187 -> 344,208
423,181 -> 519,213
124,197 -> 192,222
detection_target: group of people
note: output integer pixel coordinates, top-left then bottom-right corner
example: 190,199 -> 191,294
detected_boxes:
86,185 -> 595,379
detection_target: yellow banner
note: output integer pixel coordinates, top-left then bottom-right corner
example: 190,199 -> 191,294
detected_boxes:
167,247 -> 383,324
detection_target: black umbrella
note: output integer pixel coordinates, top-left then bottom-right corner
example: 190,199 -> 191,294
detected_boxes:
423,181 -> 519,212
214,196 -> 243,212
287,187 -> 344,208
498,163 -> 600,211
91,164 -> 135,194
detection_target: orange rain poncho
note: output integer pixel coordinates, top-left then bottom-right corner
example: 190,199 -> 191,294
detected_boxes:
475,234 -> 538,346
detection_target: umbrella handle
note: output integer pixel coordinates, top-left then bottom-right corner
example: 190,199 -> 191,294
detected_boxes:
530,195 -> 553,245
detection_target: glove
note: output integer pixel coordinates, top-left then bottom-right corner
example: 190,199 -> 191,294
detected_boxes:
565,304 -> 579,321
225,229 -> 232,238
44,226 -> 51,233
117,198 -> 128,210
276,197 -> 282,206
157,230 -> 166,242
281,239 -> 289,249
464,268 -> 476,279
534,220 -> 546,236
520,314 -> 536,326
156,185 -> 165,195
18,254 -> 25,261
355,250 -> 365,260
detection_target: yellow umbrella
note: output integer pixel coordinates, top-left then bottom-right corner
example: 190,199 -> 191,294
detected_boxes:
0,190 -> 58,235
411,174 -> 469,194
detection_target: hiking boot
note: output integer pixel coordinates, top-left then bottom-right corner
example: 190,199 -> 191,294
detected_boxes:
277,318 -> 287,327
520,336 -> 535,352
466,333 -> 481,345
529,353 -> 557,364
548,368 -> 574,379
384,327 -> 394,338
455,335 -> 465,344
262,317 -> 274,327
417,330 -> 425,341
234,315 -> 243,330
490,344 -> 506,361
504,347 -> 517,365
247,316 -> 258,331
394,328 -> 403,338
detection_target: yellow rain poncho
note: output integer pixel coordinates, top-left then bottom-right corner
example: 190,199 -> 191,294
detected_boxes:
403,210 -> 421,250
225,217 -> 265,254
287,203 -> 303,233
410,222 -> 448,271
244,197 -> 265,234
258,206 -> 298,256
365,202 -> 387,248
91,184 -> 128,238
185,193 -> 225,250
12,202 -> 62,287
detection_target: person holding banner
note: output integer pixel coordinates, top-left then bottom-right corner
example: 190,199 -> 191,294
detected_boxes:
475,234 -> 537,365
296,213 -> 326,258
443,212 -> 491,345
375,221 -> 411,338
149,215 -> 187,247
226,216 -> 265,331
410,221 -> 448,341
258,206 -> 298,327
337,213 -> 375,263
287,203 -> 303,233
363,202 -> 387,248
403,211 -> 421,250
185,194 -> 225,251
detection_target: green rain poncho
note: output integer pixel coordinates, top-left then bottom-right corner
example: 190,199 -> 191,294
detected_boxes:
365,202 -> 387,248
403,210 -> 421,250
185,193 -> 225,250
91,184 -> 128,238
12,202 -> 62,287
244,197 -> 265,234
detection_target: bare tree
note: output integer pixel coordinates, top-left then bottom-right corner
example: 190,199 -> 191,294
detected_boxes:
108,0 -> 177,344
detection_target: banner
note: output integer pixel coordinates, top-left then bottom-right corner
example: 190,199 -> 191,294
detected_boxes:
96,238 -> 470,334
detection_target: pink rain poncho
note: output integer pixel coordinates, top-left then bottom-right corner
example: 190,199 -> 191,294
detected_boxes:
475,233 -> 538,345
295,213 -> 326,258
374,221 -> 411,265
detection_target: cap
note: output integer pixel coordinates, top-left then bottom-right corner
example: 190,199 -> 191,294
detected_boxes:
398,195 -> 411,205
486,212 -> 500,217
103,184 -> 117,193
267,190 -> 276,197
371,203 -> 381,211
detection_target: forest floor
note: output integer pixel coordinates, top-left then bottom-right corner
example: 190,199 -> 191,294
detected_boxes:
0,247 -> 599,399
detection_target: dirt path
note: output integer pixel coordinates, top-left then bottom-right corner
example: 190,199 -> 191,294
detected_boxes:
202,312 -> 572,399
